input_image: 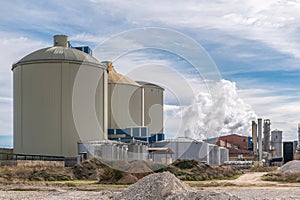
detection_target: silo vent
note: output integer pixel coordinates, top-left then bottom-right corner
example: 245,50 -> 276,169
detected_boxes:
53,35 -> 68,47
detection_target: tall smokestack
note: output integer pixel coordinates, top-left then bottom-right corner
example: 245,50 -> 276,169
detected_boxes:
258,118 -> 263,161
298,124 -> 300,151
252,121 -> 257,154
263,119 -> 271,152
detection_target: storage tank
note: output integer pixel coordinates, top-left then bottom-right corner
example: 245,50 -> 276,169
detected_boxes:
271,130 -> 282,158
12,35 -> 107,157
137,81 -> 164,135
152,138 -> 209,164
104,62 -> 143,129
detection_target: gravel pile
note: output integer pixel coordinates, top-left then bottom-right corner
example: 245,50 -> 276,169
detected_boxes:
113,172 -> 239,200
277,160 -> 300,173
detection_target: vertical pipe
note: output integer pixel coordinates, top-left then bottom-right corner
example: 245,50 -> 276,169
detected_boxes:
258,118 -> 263,161
298,124 -> 300,150
252,121 -> 257,154
141,87 -> 145,127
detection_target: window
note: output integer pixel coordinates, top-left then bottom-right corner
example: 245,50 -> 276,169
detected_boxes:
133,128 -> 139,137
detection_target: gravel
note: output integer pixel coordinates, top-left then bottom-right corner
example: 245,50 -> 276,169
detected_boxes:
277,160 -> 300,173
113,172 -> 239,200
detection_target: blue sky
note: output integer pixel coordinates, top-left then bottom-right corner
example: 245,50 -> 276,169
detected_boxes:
1,0 -> 300,147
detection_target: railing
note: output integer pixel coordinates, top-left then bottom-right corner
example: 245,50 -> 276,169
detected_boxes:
0,152 -> 64,161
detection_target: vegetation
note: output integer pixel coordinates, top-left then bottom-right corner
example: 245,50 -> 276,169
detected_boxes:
248,166 -> 277,172
0,158 -> 239,184
262,172 -> 300,183
158,159 -> 238,181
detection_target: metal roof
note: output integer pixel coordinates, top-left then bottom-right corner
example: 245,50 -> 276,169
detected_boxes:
12,46 -> 103,70
136,81 -> 164,90
155,137 -> 204,143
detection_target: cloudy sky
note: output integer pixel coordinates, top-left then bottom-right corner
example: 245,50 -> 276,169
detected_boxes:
1,0 -> 300,147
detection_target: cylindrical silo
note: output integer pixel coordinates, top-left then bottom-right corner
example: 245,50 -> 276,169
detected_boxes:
104,62 -> 143,130
12,35 -> 107,157
137,81 -> 164,135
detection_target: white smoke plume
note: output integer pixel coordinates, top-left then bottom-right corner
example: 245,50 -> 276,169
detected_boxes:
165,79 -> 257,139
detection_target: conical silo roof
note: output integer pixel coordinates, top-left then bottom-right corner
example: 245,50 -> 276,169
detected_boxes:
105,61 -> 140,86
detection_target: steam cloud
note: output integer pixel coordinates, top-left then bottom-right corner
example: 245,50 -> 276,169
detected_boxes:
165,79 -> 257,139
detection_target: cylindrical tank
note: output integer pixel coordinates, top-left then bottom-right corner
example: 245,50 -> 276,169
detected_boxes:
104,62 -> 143,129
12,35 -> 107,157
137,81 -> 164,135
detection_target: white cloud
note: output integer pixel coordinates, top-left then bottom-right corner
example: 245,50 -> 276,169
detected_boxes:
238,88 -> 300,141
89,0 -> 300,58
0,32 -> 46,136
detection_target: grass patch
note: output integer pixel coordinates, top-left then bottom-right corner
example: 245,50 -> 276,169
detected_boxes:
262,172 -> 300,183
249,166 -> 278,172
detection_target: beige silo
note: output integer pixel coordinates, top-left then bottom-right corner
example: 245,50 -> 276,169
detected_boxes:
12,35 -> 107,157
137,81 -> 164,135
105,62 -> 143,130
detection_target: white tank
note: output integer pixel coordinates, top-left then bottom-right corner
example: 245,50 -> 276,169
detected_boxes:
12,35 -> 107,157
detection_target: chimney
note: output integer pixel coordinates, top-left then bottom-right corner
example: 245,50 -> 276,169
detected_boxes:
258,118 -> 263,161
252,121 -> 257,153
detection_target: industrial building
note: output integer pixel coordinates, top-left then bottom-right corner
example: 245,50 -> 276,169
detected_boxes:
12,35 -> 164,158
205,134 -> 253,160
12,35 -> 228,166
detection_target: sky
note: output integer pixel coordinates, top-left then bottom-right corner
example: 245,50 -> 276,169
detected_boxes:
0,0 -> 300,147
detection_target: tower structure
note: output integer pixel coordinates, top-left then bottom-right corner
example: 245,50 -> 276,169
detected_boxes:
298,124 -> 300,151
258,118 -> 263,161
263,119 -> 271,152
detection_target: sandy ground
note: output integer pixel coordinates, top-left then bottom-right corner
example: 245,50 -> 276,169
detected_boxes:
0,172 -> 299,200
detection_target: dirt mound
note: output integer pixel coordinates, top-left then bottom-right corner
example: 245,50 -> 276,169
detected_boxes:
126,160 -> 153,173
74,158 -> 161,183
73,158 -> 107,180
117,173 -> 138,184
278,160 -> 300,173
159,159 -> 237,181
114,172 -> 239,200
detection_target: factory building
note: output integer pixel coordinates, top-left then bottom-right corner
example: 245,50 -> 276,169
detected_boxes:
205,134 -> 253,160
12,35 -> 107,157
12,35 -> 228,166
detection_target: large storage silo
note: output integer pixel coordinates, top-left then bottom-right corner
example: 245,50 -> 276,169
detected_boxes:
105,62 -> 143,129
12,35 -> 107,157
137,81 -> 164,135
